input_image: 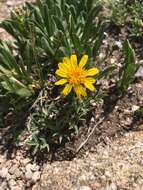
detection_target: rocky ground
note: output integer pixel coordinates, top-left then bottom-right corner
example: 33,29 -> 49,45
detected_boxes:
0,1 -> 143,190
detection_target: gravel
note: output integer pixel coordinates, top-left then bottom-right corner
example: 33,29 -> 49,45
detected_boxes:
32,131 -> 143,190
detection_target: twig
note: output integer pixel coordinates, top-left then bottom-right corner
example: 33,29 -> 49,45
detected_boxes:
76,116 -> 105,153
29,90 -> 43,111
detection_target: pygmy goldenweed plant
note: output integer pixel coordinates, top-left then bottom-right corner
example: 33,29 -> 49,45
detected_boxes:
28,54 -> 101,153
0,0 -> 111,153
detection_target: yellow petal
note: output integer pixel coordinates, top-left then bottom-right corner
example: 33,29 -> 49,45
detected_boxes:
74,85 -> 87,97
56,69 -> 68,78
86,68 -> 99,76
70,54 -> 77,68
58,62 -> 70,73
79,55 -> 88,68
84,77 -> 96,84
84,81 -> 95,91
63,57 -> 70,64
63,57 -> 71,69
62,84 -> 72,96
55,79 -> 67,85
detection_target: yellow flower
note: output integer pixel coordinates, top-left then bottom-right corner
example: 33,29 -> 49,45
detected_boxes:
55,54 -> 99,97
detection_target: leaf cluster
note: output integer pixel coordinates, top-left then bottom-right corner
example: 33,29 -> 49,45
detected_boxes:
0,0 -> 107,152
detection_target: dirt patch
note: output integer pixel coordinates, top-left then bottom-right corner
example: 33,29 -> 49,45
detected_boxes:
33,131 -> 143,190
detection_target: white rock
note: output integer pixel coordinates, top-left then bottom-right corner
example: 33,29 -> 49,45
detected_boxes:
6,1 -> 14,6
25,163 -> 33,172
25,169 -> 33,180
31,163 -> 40,172
0,167 -> 8,178
79,186 -> 92,190
0,181 -> 8,189
110,58 -> 115,64
22,158 -> 31,165
14,168 -> 22,178
32,171 -> 41,183
10,186 -> 24,190
8,179 -> 17,187
99,53 -> 105,59
115,41 -> 122,49
90,117 -> 95,123
101,183 -> 117,190
135,66 -> 143,77
132,105 -> 139,112
9,165 -> 18,175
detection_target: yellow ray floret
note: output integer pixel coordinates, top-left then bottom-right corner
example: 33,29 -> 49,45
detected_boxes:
55,54 -> 99,97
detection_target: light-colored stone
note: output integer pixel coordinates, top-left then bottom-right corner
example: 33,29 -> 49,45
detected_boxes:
101,183 -> 117,190
25,169 -> 33,180
31,163 -> 40,172
0,167 -> 8,178
135,66 -> 143,78
114,41 -> 122,49
14,168 -> 22,178
8,179 -> 17,187
9,165 -> 18,175
132,105 -> 139,112
25,163 -> 33,171
0,181 -> 8,190
22,158 -> 31,165
32,171 -> 41,183
79,186 -> 92,190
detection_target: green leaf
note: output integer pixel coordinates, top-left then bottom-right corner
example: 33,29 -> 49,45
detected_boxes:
92,24 -> 106,56
69,5 -> 76,21
16,87 -> 33,97
53,16 -> 65,31
43,4 -> 53,36
0,20 -> 18,40
34,8 -> 44,27
118,40 -> 139,93
36,0 -> 45,19
0,46 -> 22,75
86,0 -> 94,12
71,33 -> 84,54
82,5 -> 102,40
41,37 -> 54,56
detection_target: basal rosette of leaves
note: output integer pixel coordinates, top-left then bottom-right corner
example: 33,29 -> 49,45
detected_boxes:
0,0 -> 115,153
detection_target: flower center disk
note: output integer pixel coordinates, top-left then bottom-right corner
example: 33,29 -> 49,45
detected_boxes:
69,68 -> 86,85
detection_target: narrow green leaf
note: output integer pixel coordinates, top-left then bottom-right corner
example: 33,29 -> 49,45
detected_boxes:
71,33 -> 84,54
118,40 -> 139,93
41,37 -> 54,56
53,16 -> 65,31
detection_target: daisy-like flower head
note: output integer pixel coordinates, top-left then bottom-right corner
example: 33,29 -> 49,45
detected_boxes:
55,54 -> 99,98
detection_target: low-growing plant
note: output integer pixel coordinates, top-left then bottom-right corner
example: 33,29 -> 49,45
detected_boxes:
0,41 -> 37,97
135,106 -> 143,118
0,0 -> 106,61
27,84 -> 98,153
118,40 -> 139,94
0,0 -> 112,152
102,0 -> 143,38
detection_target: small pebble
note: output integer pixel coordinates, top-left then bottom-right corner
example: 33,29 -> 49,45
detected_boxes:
79,186 -> 92,190
32,171 -> 41,183
25,169 -> 33,180
132,105 -> 139,112
0,167 -> 8,178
